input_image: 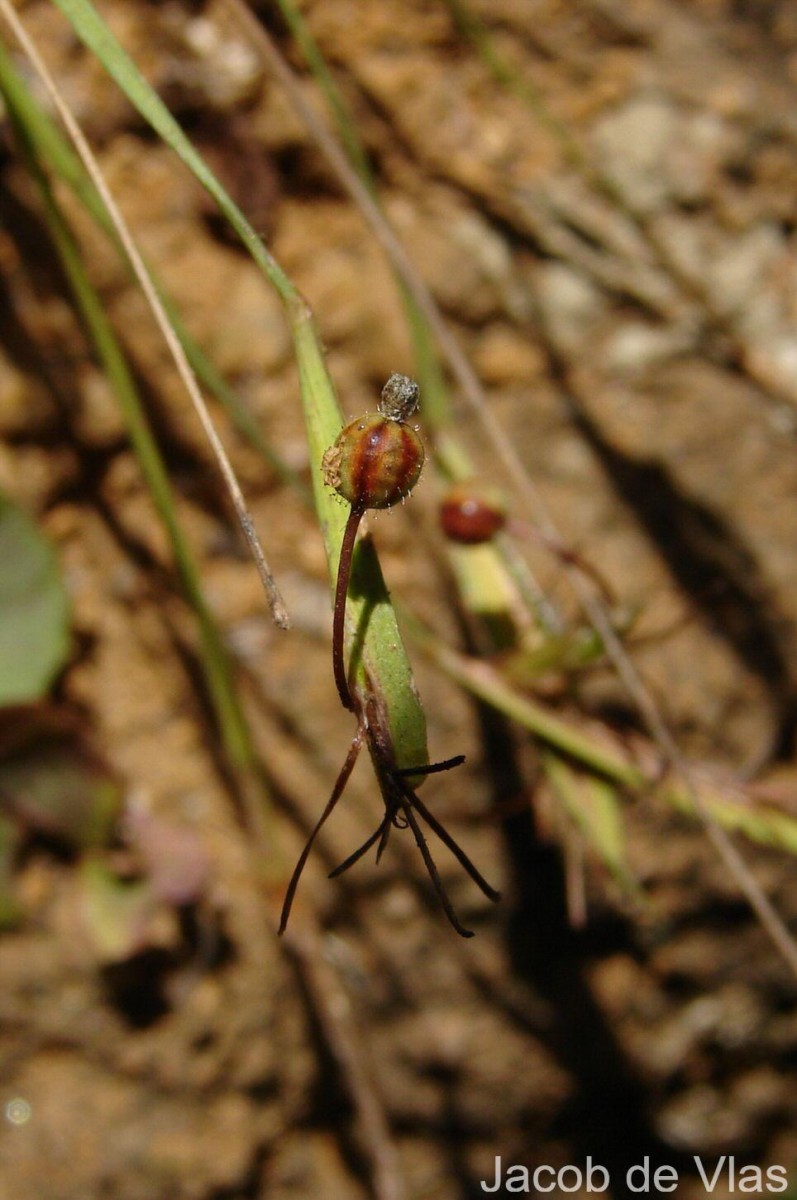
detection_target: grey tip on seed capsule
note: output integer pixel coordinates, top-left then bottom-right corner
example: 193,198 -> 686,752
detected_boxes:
379,373 -> 419,422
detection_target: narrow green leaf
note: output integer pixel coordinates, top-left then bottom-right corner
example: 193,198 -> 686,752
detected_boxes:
669,785 -> 797,858
407,613 -> 644,785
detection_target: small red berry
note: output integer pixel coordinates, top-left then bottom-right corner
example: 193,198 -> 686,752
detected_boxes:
439,481 -> 508,544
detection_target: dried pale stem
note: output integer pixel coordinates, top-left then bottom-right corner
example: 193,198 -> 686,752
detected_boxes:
333,506 -> 365,711
528,317 -> 797,980
584,595 -> 797,979
5,101 -> 264,786
0,0 -> 290,631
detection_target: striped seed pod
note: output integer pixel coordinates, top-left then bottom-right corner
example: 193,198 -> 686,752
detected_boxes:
323,374 -> 424,511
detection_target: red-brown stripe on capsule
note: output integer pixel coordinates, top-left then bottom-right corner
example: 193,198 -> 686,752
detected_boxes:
324,413 -> 425,510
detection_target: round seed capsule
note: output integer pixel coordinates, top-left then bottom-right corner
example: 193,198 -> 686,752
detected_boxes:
439,481 -> 508,544
323,413 -> 425,510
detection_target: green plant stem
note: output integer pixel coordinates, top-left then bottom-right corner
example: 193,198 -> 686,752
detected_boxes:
292,313 -> 430,774
406,613 -> 645,787
542,750 -> 635,893
409,612 -> 797,859
50,0 -> 298,307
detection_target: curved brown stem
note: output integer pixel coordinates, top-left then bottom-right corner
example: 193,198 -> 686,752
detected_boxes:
333,505 -> 365,711
279,722 -> 365,934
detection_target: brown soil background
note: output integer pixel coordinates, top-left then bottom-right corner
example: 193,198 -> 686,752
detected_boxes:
2,1 -> 797,1197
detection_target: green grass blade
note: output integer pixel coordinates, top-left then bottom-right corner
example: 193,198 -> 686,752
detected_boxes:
49,0 -> 429,771
407,613 -> 644,786
668,784 -> 797,857
0,39 -> 104,222
411,613 -> 797,856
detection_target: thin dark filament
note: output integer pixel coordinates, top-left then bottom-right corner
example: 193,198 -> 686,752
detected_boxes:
332,506 -> 364,711
330,752 -> 463,876
328,768 -> 477,938
328,818 -> 389,879
278,725 -> 364,934
395,754 -> 465,777
328,779 -> 404,878
329,760 -> 500,933
400,799 -> 475,938
374,808 -> 395,862
392,774 -> 501,903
